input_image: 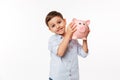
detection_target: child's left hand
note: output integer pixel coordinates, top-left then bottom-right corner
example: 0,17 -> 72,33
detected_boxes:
84,27 -> 90,39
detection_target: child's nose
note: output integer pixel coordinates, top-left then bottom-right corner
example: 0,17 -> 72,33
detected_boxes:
56,25 -> 60,29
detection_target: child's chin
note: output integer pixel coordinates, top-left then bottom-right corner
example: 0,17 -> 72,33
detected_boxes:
58,32 -> 64,35
58,31 -> 64,34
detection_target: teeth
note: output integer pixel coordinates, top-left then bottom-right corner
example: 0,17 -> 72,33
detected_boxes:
59,28 -> 62,31
57,28 -> 63,32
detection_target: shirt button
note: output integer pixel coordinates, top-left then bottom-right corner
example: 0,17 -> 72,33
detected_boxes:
60,36 -> 62,39
69,70 -> 71,72
69,74 -> 71,76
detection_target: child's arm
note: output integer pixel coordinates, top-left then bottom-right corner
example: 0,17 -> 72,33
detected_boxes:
57,22 -> 76,57
82,40 -> 88,53
82,29 -> 90,53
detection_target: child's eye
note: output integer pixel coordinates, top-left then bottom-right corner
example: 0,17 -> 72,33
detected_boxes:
51,24 -> 55,28
58,21 -> 61,24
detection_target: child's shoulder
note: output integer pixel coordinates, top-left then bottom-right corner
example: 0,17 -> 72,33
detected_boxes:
49,34 -> 62,41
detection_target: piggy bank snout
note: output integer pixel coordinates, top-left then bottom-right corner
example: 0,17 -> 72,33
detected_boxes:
79,26 -> 86,32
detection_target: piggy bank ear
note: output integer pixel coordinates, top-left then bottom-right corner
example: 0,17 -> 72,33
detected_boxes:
86,20 -> 90,25
72,18 -> 77,22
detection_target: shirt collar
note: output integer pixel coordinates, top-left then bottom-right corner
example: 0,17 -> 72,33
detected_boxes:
55,34 -> 63,39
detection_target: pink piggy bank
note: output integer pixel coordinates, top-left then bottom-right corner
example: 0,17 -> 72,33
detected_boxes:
72,18 -> 90,40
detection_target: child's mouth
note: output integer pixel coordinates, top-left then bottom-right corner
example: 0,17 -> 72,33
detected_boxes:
57,28 -> 64,32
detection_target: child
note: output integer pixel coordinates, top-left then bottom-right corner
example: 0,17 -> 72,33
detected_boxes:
45,11 -> 90,80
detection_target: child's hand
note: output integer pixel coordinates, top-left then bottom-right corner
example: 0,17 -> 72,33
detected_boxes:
84,27 -> 90,39
66,22 -> 77,38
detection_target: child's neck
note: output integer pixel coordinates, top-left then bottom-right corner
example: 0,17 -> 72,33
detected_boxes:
60,32 -> 66,37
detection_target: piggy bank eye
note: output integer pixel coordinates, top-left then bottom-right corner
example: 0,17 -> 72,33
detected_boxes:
83,23 -> 85,25
79,23 -> 81,25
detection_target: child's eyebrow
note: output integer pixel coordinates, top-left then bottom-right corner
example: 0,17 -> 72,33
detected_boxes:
49,23 -> 55,27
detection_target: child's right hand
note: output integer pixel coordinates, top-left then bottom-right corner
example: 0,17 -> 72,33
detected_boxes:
66,22 -> 77,38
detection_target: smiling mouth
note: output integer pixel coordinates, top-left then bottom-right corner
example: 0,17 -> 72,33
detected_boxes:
57,28 -> 64,32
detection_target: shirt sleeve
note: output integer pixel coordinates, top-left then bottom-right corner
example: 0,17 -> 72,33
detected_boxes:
48,35 -> 61,55
76,40 -> 88,58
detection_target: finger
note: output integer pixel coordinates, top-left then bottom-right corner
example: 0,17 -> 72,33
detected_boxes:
72,28 -> 77,32
69,22 -> 74,26
71,24 -> 77,32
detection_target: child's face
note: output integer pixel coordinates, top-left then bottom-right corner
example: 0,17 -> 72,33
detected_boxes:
48,16 -> 66,35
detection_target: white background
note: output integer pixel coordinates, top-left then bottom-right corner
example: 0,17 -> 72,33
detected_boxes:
0,0 -> 120,80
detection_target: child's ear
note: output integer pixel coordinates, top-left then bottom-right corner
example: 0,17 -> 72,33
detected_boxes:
49,28 -> 54,33
48,27 -> 50,30
48,27 -> 52,31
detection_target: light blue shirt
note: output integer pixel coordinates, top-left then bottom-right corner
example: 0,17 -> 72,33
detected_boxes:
48,34 -> 88,80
